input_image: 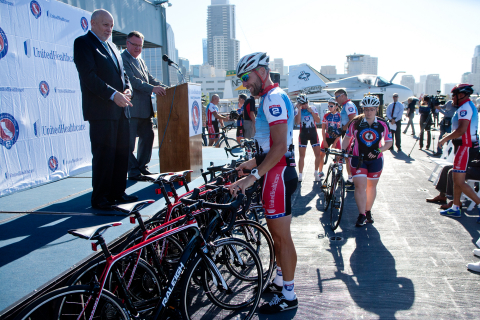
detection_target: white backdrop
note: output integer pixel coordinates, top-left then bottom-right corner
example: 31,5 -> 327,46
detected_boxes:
0,0 -> 92,197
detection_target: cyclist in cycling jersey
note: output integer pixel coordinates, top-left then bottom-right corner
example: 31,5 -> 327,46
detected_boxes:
318,97 -> 342,178
437,84 -> 480,219
335,89 -> 358,190
206,94 -> 229,146
341,95 -> 392,227
229,52 -> 298,314
295,93 -> 322,182
236,94 -> 246,143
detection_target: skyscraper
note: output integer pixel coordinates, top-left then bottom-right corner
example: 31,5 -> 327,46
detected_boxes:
207,0 -> 240,71
400,75 -> 415,93
202,39 -> 208,65
166,23 -> 178,86
178,57 -> 190,82
270,58 -> 284,75
320,66 -> 337,75
472,45 -> 480,74
425,74 -> 441,95
345,54 -> 378,75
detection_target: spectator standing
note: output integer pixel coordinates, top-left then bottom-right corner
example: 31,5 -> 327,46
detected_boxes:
122,31 -> 167,180
403,97 -> 418,135
206,94 -> 229,146
434,100 -> 455,156
385,93 -> 403,151
236,94 -> 246,143
243,95 -> 256,139
73,9 -> 137,210
418,95 -> 433,150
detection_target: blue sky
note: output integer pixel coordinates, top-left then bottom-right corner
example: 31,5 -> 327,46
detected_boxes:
166,0 -> 480,86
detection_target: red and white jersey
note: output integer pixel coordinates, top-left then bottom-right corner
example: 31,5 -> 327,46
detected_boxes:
452,100 -> 478,147
206,103 -> 219,125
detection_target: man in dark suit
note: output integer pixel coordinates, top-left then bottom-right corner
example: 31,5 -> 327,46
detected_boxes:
121,31 -> 167,180
74,9 -> 138,211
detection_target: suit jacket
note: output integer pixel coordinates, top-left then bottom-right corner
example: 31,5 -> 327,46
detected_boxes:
73,31 -> 131,121
121,50 -> 164,119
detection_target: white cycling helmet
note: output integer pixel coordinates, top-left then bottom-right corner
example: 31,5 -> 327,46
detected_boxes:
328,97 -> 337,105
297,94 -> 308,104
236,52 -> 269,76
361,95 -> 380,108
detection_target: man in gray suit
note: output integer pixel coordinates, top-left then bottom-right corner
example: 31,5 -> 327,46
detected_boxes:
122,31 -> 167,180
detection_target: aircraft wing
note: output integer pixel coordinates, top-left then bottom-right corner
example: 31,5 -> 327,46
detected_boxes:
288,64 -> 329,93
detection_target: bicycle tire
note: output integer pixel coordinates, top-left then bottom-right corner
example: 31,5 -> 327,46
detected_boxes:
180,238 -> 262,319
330,176 -> 345,230
228,220 -> 274,290
218,138 -> 241,149
13,285 -> 129,320
323,164 -> 335,211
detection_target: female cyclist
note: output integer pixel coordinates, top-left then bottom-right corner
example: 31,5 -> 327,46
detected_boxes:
318,98 -> 342,178
341,95 -> 393,227
295,94 -> 321,182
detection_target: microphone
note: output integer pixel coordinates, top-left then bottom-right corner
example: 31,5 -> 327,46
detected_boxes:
162,54 -> 177,66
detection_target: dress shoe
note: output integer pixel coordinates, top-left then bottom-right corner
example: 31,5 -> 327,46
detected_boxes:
92,200 -> 115,211
114,193 -> 139,203
440,200 -> 454,210
397,148 -> 402,152
426,195 -> 447,204
140,168 -> 157,175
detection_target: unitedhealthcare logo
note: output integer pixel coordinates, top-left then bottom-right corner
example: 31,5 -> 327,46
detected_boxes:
23,39 -> 73,62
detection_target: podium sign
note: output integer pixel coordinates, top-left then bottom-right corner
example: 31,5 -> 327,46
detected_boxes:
157,83 -> 202,181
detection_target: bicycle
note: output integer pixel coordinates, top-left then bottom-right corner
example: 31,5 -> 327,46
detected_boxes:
322,148 -> 363,231
202,123 -> 241,148
15,195 -> 264,320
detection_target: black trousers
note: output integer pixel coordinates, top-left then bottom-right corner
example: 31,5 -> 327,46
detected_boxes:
89,114 -> 130,205
390,120 -> 402,149
128,118 -> 154,177
419,114 -> 432,149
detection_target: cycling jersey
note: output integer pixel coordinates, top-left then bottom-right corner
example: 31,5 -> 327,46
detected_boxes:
206,103 -> 219,124
346,117 -> 392,159
298,106 -> 319,148
322,112 -> 342,139
254,83 -> 294,153
299,106 -> 318,129
340,100 -> 358,127
452,100 -> 478,147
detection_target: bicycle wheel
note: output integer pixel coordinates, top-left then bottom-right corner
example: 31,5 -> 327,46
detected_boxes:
218,138 -> 241,149
229,220 -> 274,291
13,285 -> 129,320
330,175 -> 345,230
323,164 -> 336,211
180,238 -> 262,319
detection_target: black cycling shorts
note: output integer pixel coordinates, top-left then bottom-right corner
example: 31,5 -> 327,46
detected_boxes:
298,128 -> 320,148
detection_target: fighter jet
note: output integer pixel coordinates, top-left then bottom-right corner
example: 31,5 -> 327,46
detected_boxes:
287,64 -> 413,105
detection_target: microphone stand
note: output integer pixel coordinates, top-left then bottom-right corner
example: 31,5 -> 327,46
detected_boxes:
167,62 -> 186,84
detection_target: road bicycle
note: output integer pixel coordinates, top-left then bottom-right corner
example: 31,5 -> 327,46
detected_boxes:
202,123 -> 240,148
14,195 -> 264,320
322,148 -> 363,231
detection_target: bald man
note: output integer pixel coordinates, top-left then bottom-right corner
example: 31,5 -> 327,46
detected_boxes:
74,9 -> 137,211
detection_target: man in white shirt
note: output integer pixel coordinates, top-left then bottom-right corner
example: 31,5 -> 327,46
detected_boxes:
386,93 -> 404,152
206,94 -> 229,146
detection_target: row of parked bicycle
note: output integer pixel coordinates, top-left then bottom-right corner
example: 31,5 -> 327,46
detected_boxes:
13,157 -> 273,320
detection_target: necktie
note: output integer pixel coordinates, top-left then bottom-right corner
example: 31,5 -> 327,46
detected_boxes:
101,41 -> 119,69
391,102 -> 396,120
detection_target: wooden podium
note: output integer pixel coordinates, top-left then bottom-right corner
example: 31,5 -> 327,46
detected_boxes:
157,83 -> 203,182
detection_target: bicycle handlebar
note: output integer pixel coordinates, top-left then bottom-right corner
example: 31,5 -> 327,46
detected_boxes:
325,148 -> 364,170
224,145 -> 242,158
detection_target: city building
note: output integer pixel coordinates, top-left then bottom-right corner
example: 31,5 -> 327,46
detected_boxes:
472,45 -> 480,74
320,65 -> 337,75
400,75 -> 415,93
207,0 -> 240,71
190,65 -> 201,78
270,58 -> 285,75
202,38 -> 208,65
178,57 -> 189,82
166,23 -> 178,86
461,72 -> 471,84
444,83 -> 456,95
345,54 -> 378,75
466,73 -> 480,95
424,74 -> 441,95
414,82 -> 424,97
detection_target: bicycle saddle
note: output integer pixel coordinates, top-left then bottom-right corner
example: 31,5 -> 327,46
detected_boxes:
172,170 -> 193,178
149,173 -> 172,183
68,222 -> 123,240
112,200 -> 155,214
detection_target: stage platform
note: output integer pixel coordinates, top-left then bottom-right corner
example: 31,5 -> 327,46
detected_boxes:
1,116 -> 480,319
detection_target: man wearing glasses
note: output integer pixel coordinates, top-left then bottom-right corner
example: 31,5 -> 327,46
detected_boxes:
335,89 -> 358,190
121,31 -> 167,181
229,52 -> 298,314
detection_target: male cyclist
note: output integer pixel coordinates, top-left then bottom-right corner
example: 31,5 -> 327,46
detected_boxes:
206,94 -> 229,146
335,89 -> 358,190
229,52 -> 298,313
438,84 -> 480,220
295,94 -> 321,182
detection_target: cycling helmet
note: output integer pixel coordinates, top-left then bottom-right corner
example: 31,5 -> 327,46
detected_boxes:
451,83 -> 474,95
236,52 -> 269,76
361,95 -> 380,108
297,94 -> 308,104
328,97 -> 338,105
